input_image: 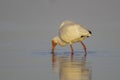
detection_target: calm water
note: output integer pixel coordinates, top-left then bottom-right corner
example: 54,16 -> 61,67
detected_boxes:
0,49 -> 120,80
1,0 -> 120,79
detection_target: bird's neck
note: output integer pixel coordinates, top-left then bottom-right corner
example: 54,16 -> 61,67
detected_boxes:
57,37 -> 66,46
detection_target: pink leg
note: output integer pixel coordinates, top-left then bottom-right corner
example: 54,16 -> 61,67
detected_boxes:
80,41 -> 87,57
70,44 -> 74,55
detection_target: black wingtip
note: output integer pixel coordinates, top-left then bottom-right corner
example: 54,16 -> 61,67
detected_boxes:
88,30 -> 92,34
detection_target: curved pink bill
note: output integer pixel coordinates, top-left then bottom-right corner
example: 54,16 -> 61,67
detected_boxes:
51,40 -> 57,53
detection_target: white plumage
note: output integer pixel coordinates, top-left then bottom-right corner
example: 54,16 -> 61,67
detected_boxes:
52,20 -> 92,56
59,21 -> 91,44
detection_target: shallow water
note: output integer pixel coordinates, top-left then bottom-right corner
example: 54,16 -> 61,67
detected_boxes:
1,0 -> 120,79
0,49 -> 120,80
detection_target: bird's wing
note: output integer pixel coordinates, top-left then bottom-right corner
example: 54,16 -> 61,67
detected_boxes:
59,23 -> 89,43
59,24 -> 81,43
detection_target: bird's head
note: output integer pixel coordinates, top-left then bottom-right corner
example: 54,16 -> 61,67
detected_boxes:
51,36 -> 66,52
51,37 -> 58,53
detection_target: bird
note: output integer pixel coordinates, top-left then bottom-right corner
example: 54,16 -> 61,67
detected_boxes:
51,20 -> 92,56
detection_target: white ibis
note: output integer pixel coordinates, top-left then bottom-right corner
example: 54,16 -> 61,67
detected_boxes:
51,20 -> 92,56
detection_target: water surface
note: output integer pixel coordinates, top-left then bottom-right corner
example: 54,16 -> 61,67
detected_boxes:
0,49 -> 120,80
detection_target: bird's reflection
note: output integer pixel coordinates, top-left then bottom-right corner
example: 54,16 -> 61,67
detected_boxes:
52,52 -> 92,80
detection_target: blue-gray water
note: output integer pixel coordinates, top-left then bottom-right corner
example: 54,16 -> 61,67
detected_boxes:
0,48 -> 120,80
1,0 -> 120,80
